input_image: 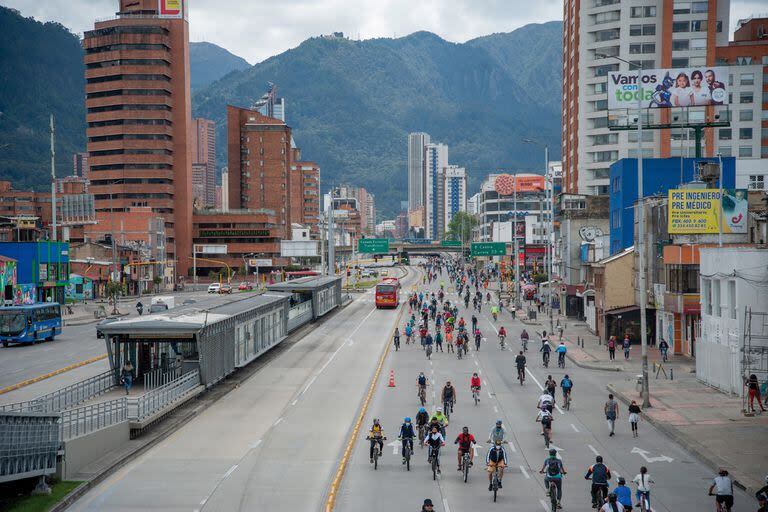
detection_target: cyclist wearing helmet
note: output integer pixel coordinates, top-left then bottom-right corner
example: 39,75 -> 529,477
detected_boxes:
487,420 -> 506,444
585,455 -> 612,509
454,426 -> 476,470
399,417 -> 415,464
614,477 -> 633,511
486,440 -> 508,491
431,407 -> 448,436
540,448 -> 567,506
600,493 -> 625,512
537,406 -> 554,437
368,418 -> 385,463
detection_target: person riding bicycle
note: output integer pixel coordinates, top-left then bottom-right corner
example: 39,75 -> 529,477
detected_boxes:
416,407 -> 430,431
454,426 -> 476,470
423,425 -> 445,473
394,328 -> 400,348
600,493 -> 625,512
521,328 -> 529,344
632,466 -> 654,509
538,391 -> 555,413
537,406 -> 554,437
404,323 -> 413,343
556,341 -> 567,366
474,329 -> 483,351
615,477 -> 633,511
441,381 -> 456,411
486,440 -> 508,491
491,303 -> 500,320
560,374 -> 573,402
487,420 -> 506,444
540,338 -> 553,366
421,498 -> 435,512
471,314 -> 478,332
498,326 -> 507,345
515,351 -> 527,381
417,372 -> 428,395
540,448 -> 567,507
470,372 -> 482,398
585,456 -> 612,509
709,468 -> 734,511
399,417 -> 415,464
367,418 -> 385,463
545,375 -> 557,400
432,408 -> 449,436
458,317 -> 466,329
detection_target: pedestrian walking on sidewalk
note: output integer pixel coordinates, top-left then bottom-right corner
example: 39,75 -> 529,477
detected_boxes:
121,360 -> 135,395
658,338 -> 670,362
746,374 -> 766,413
622,335 -> 631,361
605,394 -> 619,437
628,400 -> 641,437
608,336 -> 617,361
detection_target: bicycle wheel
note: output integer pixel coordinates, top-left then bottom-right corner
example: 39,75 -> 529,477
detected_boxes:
544,430 -> 550,448
595,487 -> 605,509
463,456 -> 469,483
374,449 -> 379,470
432,456 -> 438,480
474,391 -> 479,405
549,482 -> 558,512
493,473 -> 498,502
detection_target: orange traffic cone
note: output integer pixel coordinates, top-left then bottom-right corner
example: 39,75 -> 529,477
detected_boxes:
388,370 -> 396,387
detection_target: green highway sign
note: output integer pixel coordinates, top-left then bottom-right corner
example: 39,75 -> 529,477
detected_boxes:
440,240 -> 462,247
358,238 -> 390,254
470,242 -> 507,257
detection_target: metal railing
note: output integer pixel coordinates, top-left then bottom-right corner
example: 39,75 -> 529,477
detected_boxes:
127,370 -> 200,422
0,369 -> 116,414
144,363 -> 182,390
0,412 -> 61,483
59,397 -> 127,441
287,301 -> 313,331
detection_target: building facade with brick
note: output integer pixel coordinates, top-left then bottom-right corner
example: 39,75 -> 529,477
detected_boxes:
290,160 -> 320,238
192,117 -> 216,207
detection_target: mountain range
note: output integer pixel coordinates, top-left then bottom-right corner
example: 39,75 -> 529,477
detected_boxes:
0,5 -> 563,218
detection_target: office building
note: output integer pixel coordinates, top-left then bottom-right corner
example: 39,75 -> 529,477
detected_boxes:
290,160 -> 321,237
562,0 -> 730,195
73,152 -> 89,180
192,118 -> 216,207
220,167 -> 229,211
83,0 -> 194,278
443,165 -> 467,230
408,132 -> 431,209
476,173 -> 549,242
424,142 -> 448,239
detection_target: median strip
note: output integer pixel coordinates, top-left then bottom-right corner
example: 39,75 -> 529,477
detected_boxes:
0,353 -> 108,396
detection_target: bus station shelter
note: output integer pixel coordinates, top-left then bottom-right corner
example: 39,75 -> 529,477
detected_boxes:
267,276 -> 342,327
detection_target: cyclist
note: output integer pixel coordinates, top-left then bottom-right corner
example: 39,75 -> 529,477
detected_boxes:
540,336 -> 553,367
600,493 -> 625,512
632,466 -> 654,509
755,475 -> 768,501
556,341 -> 567,367
540,448 -> 567,507
486,440 -> 508,491
424,332 -> 434,358
537,406 -> 554,438
456,332 -> 465,355
416,407 -> 430,436
458,316 -> 466,330
135,301 -> 144,315
487,420 -> 506,444
423,425 -> 445,474
405,323 -> 413,345
470,372 -> 482,401
419,325 -> 428,347
435,330 -> 443,352
454,426 -> 476,470
515,351 -> 527,383
498,325 -> 507,348
399,417 -> 415,464
367,418 -> 386,464
538,391 -> 555,414
432,407 -> 449,436
560,374 -> 573,403
708,468 -> 734,511
545,375 -> 557,401
441,381 -> 456,413
614,477 -> 633,511
491,303 -> 500,321
585,455 -> 612,509
417,372 -> 428,397
394,328 -> 400,349
421,498 -> 435,512
471,314 -> 478,333
521,328 -> 530,351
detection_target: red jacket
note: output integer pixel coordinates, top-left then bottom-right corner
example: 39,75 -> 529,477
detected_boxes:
471,376 -> 481,388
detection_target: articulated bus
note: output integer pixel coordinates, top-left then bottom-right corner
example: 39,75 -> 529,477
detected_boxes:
0,303 -> 63,347
374,277 -> 400,309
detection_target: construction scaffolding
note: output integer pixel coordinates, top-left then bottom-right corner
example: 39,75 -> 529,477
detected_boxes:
741,307 -> 768,414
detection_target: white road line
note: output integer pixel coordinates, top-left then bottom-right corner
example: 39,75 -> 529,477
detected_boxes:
222,464 -> 238,479
301,375 -> 318,395
520,465 -> 530,479
442,498 -> 451,512
526,368 -> 544,391
494,406 -> 499,413
555,404 -> 564,415
291,399 -> 298,406
540,499 -> 551,510
249,439 -> 262,449
571,423 -> 580,433
507,441 -> 516,453
587,444 -> 600,456
273,417 -> 283,427
487,390 -> 493,399
474,360 -> 479,366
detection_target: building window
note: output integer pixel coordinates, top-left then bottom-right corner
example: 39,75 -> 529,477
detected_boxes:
594,10 -> 621,23
593,82 -> 608,94
736,56 -> 753,65
728,280 -> 737,320
740,92 -> 753,104
690,20 -> 707,32
739,146 -> 753,157
739,128 -> 753,140
702,278 -> 711,315
690,38 -> 707,50
672,39 -> 689,51
671,57 -> 689,68
630,43 -> 656,54
672,21 -> 690,33
592,28 -> 621,42
718,129 -> 731,141
673,2 -> 691,14
631,6 -> 657,17
627,130 -> 654,143
739,110 -> 753,122
690,56 -> 707,67
691,1 -> 708,13
667,264 -> 700,294
630,60 -> 655,70
629,24 -> 656,36
748,175 -> 765,190
593,64 -> 619,77
740,73 -> 755,86
718,146 -> 732,157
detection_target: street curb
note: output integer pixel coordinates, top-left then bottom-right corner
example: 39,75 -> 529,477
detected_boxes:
606,383 -> 755,496
0,354 -> 109,396
566,351 -> 623,372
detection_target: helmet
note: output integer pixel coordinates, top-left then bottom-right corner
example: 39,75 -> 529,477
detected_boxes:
419,407 -> 426,413
596,455 -> 603,463
496,420 -> 502,426
373,418 -> 380,424
404,417 -> 411,423
618,477 -> 626,485
436,407 -> 443,412
549,448 -> 557,456
462,426 -> 469,432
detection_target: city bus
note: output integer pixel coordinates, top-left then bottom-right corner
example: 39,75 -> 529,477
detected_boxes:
374,278 -> 400,309
0,303 -> 63,347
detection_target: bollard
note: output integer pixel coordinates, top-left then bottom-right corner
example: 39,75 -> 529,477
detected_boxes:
670,367 -> 673,381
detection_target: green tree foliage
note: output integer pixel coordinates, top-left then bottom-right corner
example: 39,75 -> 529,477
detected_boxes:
445,212 -> 478,242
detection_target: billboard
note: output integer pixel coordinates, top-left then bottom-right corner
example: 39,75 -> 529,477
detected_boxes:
491,220 -> 525,242
668,189 -> 747,234
158,0 -> 183,18
494,174 -> 545,196
608,67 -> 728,109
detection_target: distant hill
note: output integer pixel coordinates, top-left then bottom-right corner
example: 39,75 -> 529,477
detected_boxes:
193,23 -> 564,218
190,42 -> 251,92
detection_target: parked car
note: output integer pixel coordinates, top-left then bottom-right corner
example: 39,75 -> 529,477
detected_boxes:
148,303 -> 168,314
238,282 -> 253,291
207,283 -> 221,294
380,269 -> 389,276
361,268 -> 378,279
219,283 -> 233,294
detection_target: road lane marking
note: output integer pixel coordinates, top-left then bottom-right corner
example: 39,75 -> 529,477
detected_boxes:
0,353 -> 108,396
273,417 -> 283,426
291,399 -> 298,406
555,404 -> 564,415
507,441 -> 516,453
442,498 -> 451,512
588,444 -> 600,456
571,423 -> 580,433
249,440 -> 262,449
520,465 -> 530,479
526,367 -> 544,390
494,406 -> 499,413
487,390 -> 492,399
540,499 -> 551,510
474,360 -> 478,366
222,464 -> 238,479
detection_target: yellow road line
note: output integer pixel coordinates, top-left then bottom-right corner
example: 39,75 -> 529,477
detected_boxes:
0,353 -> 108,396
324,269 -> 412,512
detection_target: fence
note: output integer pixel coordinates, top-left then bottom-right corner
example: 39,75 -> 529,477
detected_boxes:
696,340 -> 741,395
59,397 -> 127,441
0,369 -> 116,414
127,370 -> 200,422
287,301 -> 313,331
143,363 -> 182,390
0,412 -> 61,483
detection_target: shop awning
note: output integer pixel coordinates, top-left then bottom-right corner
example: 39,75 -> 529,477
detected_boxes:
604,305 -> 640,316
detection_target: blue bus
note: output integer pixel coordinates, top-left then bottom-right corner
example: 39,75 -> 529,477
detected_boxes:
0,303 -> 62,347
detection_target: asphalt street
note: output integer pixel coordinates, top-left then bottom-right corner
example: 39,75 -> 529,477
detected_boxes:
0,290 -> 255,397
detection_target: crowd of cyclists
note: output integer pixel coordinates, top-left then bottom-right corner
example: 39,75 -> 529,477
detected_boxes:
365,255 -> 750,512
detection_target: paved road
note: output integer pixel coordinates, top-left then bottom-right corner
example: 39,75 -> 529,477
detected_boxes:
67,269 -> 416,511
335,268 -> 758,511
0,291 -> 255,397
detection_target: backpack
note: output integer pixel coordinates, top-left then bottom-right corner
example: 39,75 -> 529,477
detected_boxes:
546,458 -> 561,477
608,339 -> 616,349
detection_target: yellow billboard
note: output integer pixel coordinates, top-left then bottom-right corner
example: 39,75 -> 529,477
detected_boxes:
668,189 -> 747,234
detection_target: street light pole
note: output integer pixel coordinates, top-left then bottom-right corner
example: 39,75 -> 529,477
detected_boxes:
717,152 -> 723,248
545,145 -> 554,334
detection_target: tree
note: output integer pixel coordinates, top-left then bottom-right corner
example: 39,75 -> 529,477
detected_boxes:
446,212 -> 478,242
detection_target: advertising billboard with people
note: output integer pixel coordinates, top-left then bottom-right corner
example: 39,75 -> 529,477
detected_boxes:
667,188 -> 747,234
608,67 -> 728,109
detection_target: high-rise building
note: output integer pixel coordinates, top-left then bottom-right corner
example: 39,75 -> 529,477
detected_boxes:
83,0 -> 193,277
192,118 -> 216,207
562,0 -> 730,195
220,167 -> 229,211
226,105 -> 293,230
291,160 -> 321,237
73,152 -> 89,180
408,132 -> 431,209
424,142 -> 448,239
443,165 -> 467,230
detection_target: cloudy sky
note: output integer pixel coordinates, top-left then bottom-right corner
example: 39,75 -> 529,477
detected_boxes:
3,0 -> 763,64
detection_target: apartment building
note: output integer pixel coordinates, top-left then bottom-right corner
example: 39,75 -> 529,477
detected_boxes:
562,0 -> 730,195
424,142 -> 448,239
192,118 -> 216,207
408,132 -> 430,210
443,165 -> 467,230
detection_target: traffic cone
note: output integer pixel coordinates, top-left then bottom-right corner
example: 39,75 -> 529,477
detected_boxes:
388,370 -> 396,387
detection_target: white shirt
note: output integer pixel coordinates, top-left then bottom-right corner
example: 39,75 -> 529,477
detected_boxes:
712,475 -> 733,495
538,394 -> 554,406
672,86 -> 694,107
691,86 -> 711,106
633,473 -> 654,492
600,503 -> 625,512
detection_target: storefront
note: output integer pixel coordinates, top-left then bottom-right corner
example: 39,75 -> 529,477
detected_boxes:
0,242 -> 69,304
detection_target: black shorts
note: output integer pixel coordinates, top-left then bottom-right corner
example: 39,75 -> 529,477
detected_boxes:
715,495 -> 734,508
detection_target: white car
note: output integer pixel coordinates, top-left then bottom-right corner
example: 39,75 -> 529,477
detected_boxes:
207,283 -> 221,294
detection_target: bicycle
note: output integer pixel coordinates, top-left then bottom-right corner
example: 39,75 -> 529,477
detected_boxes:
522,337 -> 528,352
429,446 -> 441,480
517,367 -> 525,385
593,485 -> 607,509
637,490 -> 651,512
543,426 -> 551,448
367,436 -> 386,470
418,424 -> 427,449
472,386 -> 480,405
418,386 -> 427,407
426,344 -> 432,360
542,352 -> 550,368
708,492 -> 730,512
549,479 -> 559,512
499,335 -> 506,350
563,389 -> 571,411
491,465 -> 502,502
400,437 -> 413,471
457,344 -> 464,359
443,399 -> 454,419
460,450 -> 471,483
558,352 -> 565,368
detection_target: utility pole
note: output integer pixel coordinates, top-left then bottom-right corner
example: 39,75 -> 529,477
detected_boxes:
50,115 -> 57,241
327,206 -> 335,275
546,145 -> 554,335
718,152 -> 724,248
513,174 -> 521,310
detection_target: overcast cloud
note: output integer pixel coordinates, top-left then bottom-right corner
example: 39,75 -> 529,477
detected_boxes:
2,0 -> 762,64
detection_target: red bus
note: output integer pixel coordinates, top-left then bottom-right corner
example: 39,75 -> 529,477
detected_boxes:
285,270 -> 319,281
375,278 -> 400,309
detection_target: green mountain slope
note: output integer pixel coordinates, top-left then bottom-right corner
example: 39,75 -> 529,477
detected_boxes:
190,41 -> 251,92
193,22 -> 563,217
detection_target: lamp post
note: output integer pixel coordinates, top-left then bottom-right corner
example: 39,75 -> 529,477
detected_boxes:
597,53 -> 651,408
717,152 -> 723,248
